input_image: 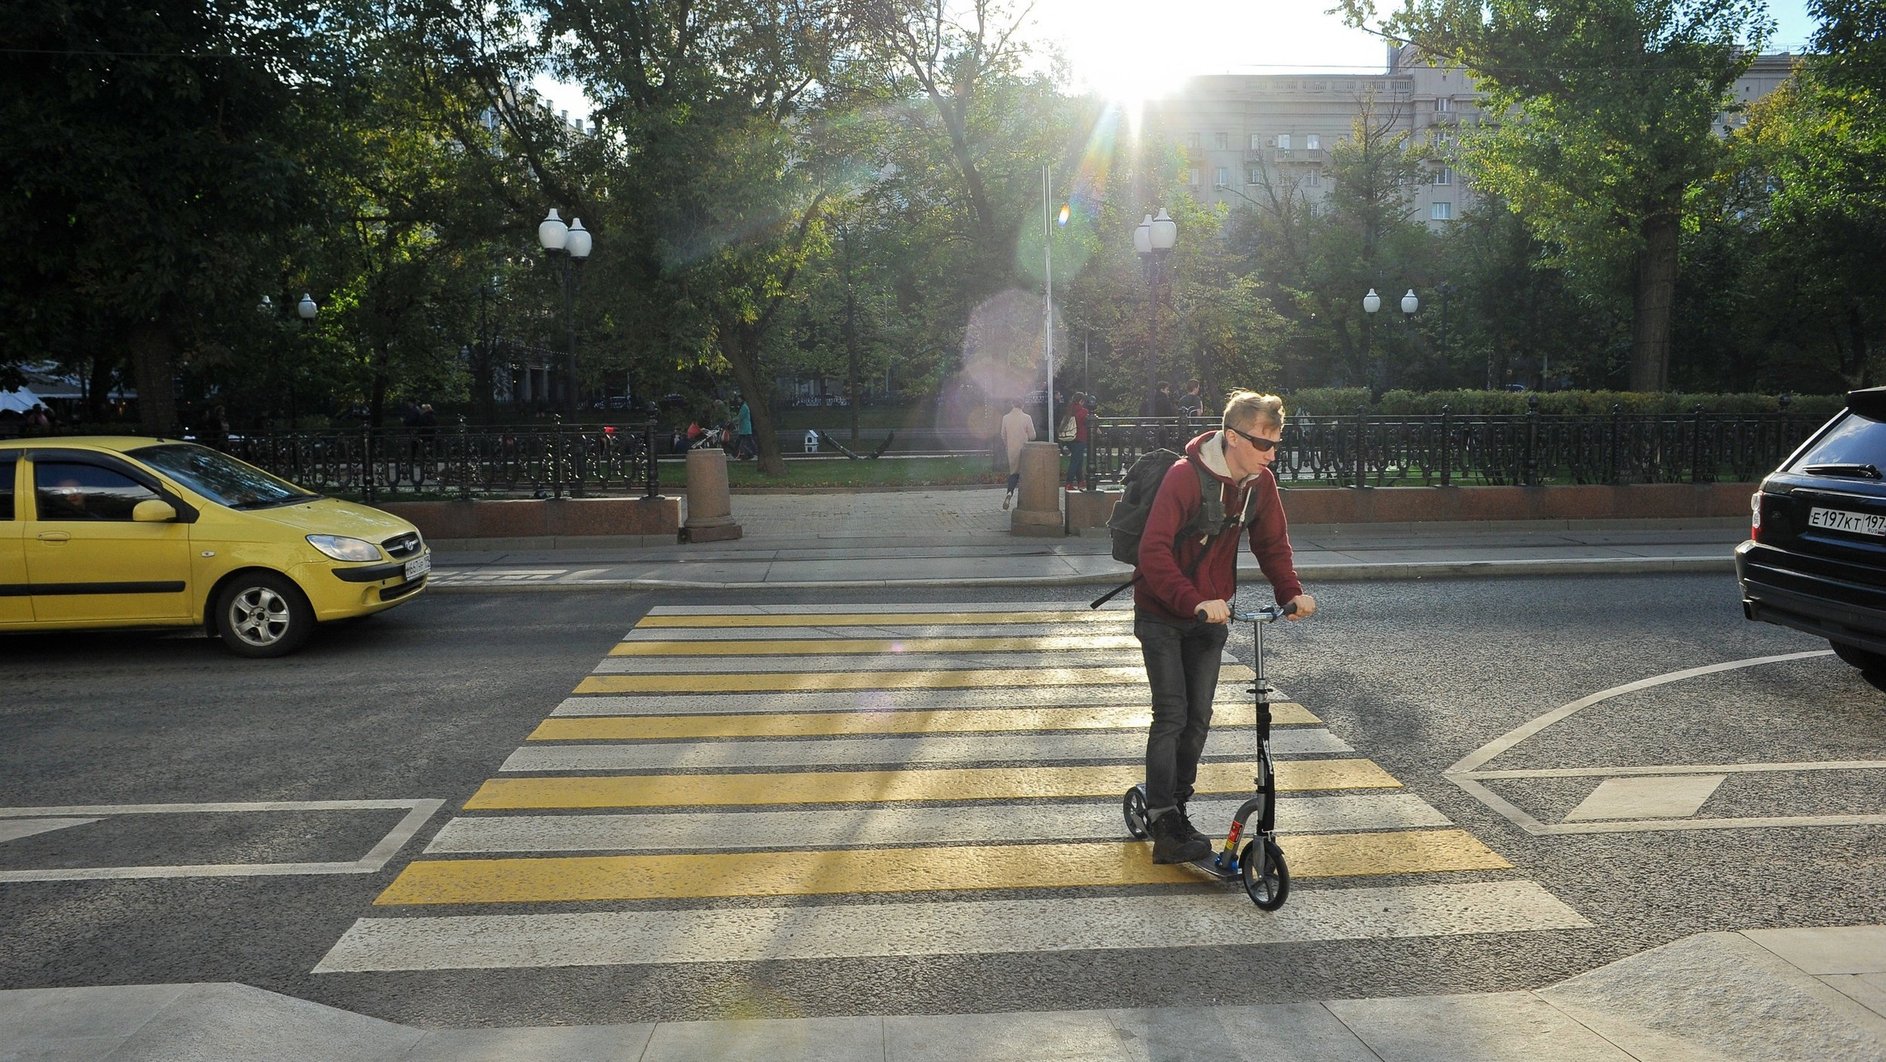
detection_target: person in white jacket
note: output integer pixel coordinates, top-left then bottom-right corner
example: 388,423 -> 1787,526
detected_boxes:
1000,400 -> 1037,510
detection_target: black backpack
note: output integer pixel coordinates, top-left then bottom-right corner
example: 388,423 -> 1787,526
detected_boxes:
1090,449 -> 1249,608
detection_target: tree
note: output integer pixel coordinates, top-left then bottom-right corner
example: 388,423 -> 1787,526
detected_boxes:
0,0 -> 342,433
1343,0 -> 1773,391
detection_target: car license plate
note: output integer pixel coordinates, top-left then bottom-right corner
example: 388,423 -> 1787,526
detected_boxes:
404,554 -> 431,580
1808,507 -> 1886,538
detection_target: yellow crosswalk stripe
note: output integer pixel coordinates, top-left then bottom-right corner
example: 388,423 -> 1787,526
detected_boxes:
464,759 -> 1399,810
574,665 -> 1253,694
527,702 -> 1321,740
373,830 -> 1509,905
636,611 -> 1130,629
610,636 -> 1142,656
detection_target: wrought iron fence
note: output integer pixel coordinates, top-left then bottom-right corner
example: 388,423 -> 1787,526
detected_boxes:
1079,408 -> 1821,490
223,420 -> 661,502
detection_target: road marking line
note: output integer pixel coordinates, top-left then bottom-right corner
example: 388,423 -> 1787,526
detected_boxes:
1441,649 -> 1877,836
621,623 -> 1127,642
640,608 -> 1130,627
0,800 -> 443,882
549,681 -> 1282,717
609,635 -> 1143,656
1564,775 -> 1727,822
528,702 -> 1321,739
575,665 -> 1253,694
423,795 -> 1456,854
590,651 -> 1142,674
0,818 -> 101,844
462,760 -> 1401,809
373,830 -> 1509,905
499,729 -> 1353,772
647,603 -> 1132,614
316,880 -> 1591,973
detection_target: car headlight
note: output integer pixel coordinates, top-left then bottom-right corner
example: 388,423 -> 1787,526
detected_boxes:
307,535 -> 383,562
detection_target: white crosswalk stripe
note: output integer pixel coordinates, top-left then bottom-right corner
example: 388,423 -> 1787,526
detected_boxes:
549,681 -> 1282,716
422,795 -> 1456,854
315,881 -> 1587,973
499,729 -> 1353,772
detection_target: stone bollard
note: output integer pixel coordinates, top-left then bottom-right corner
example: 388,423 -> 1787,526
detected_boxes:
1010,440 -> 1064,537
681,447 -> 742,543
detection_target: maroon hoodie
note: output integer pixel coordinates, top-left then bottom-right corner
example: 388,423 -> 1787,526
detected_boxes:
1131,430 -> 1302,623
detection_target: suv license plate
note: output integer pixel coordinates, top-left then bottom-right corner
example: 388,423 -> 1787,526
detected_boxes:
404,554 -> 432,580
1808,507 -> 1886,538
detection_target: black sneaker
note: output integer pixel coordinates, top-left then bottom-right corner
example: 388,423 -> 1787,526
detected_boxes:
1173,804 -> 1212,847
1149,811 -> 1211,864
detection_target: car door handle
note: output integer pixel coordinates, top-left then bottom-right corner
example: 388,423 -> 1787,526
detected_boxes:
36,531 -> 70,543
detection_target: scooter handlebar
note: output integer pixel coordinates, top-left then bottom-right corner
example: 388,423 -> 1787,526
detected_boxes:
1230,602 -> 1298,624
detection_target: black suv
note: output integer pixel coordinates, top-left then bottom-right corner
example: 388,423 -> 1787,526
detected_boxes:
1737,387 -> 1886,672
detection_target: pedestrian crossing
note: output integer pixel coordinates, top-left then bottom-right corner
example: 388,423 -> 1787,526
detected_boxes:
315,602 -> 1588,975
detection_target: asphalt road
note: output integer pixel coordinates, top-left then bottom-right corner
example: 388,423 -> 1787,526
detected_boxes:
1,574 -> 1880,1029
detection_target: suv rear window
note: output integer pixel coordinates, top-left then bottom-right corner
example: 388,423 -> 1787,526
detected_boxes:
1785,410 -> 1886,472
0,456 -> 13,520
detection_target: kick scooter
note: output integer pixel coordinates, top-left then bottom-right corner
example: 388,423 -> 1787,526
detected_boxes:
1122,602 -> 1295,910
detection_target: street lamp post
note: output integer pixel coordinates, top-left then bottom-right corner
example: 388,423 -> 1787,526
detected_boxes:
538,209 -> 592,417
1361,287 -> 1417,398
1134,208 -> 1177,415
294,293 -> 316,431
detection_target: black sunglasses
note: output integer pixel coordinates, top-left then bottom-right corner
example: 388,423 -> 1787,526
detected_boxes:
1225,425 -> 1279,452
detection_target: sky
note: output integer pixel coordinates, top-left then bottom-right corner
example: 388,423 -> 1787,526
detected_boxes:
1032,0 -> 1825,100
535,1 -> 1824,124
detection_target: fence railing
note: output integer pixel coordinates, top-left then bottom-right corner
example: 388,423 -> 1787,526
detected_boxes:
1079,408 -> 1820,490
222,419 -> 660,502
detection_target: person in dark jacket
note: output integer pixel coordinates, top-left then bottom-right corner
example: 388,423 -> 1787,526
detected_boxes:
1133,389 -> 1317,864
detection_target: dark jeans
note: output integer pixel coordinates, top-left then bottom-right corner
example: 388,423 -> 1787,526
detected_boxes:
1065,441 -> 1087,486
1005,471 -> 1021,492
1136,610 -> 1229,811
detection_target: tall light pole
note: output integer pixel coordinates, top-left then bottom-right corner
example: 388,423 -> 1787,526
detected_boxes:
1135,208 -> 1177,414
538,209 -> 592,417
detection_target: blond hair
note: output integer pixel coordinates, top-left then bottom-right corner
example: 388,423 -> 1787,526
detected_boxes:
1222,390 -> 1285,432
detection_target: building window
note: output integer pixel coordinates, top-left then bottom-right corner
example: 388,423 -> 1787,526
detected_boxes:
1215,166 -> 1230,187
1436,96 -> 1453,112
1277,133 -> 1292,151
1188,168 -> 1199,187
1430,201 -> 1453,221
1250,133 -> 1264,151
1435,167 -> 1454,186
1306,134 -> 1320,150
1187,132 -> 1200,150
1307,168 -> 1321,187
1212,132 -> 1225,150
1247,165 -> 1263,185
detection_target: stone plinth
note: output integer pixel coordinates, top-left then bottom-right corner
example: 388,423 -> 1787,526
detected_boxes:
1066,487 -> 1120,532
683,449 -> 743,543
1011,441 -> 1065,537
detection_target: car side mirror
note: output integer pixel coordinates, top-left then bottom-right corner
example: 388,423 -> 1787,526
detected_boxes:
133,499 -> 178,522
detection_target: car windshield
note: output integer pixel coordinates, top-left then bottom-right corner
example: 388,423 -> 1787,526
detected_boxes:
130,443 -> 318,509
1788,412 -> 1886,474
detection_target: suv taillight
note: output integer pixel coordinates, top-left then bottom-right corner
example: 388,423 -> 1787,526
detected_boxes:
1751,491 -> 1763,542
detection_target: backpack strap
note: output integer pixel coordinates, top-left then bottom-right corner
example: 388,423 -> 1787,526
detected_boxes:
1088,460 -> 1251,609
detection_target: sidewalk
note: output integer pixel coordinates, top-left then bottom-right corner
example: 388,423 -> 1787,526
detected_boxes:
5,926 -> 1881,1060
424,487 -> 1747,591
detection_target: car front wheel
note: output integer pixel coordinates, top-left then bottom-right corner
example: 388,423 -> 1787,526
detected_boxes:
216,573 -> 314,658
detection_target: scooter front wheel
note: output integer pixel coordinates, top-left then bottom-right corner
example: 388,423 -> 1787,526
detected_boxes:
1122,786 -> 1150,840
1241,839 -> 1289,911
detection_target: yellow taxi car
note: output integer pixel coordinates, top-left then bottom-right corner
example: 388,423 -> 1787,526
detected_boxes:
1,437 -> 430,656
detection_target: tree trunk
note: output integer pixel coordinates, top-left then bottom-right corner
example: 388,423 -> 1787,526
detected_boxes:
129,321 -> 178,436
1630,212 -> 1680,392
723,334 -> 784,475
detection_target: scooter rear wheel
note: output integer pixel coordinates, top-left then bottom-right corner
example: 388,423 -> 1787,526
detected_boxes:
1122,786 -> 1150,840
1240,839 -> 1289,910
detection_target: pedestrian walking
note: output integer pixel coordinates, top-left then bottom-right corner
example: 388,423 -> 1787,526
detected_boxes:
999,399 -> 1036,510
1133,389 -> 1316,864
735,397 -> 756,460
1062,392 -> 1092,490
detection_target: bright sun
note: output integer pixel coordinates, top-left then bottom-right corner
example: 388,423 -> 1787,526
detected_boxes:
1050,3 -> 1193,104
